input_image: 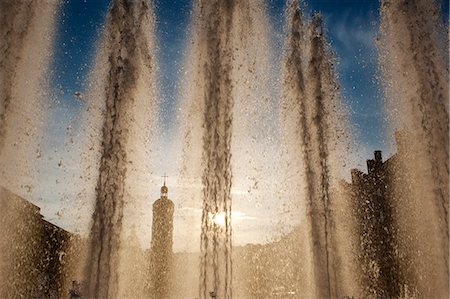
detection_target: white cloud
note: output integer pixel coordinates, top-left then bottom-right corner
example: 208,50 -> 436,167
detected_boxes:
332,12 -> 378,52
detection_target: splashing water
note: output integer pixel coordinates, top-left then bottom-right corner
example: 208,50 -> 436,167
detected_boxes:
0,0 -> 59,189
379,0 -> 449,297
195,2 -> 234,298
0,0 -> 60,297
0,1 -> 34,151
0,0 -> 448,298
281,3 -> 347,297
178,0 -> 272,298
82,0 -> 157,298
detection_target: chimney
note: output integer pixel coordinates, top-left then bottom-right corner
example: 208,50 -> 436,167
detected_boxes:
374,150 -> 382,163
367,150 -> 383,174
367,159 -> 375,174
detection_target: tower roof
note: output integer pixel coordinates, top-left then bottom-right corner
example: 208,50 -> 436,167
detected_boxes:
161,174 -> 168,197
161,185 -> 168,194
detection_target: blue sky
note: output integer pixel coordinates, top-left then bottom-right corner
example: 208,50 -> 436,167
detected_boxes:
36,0 -> 449,247
51,0 -> 448,158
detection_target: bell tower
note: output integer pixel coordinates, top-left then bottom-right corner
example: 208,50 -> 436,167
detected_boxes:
150,175 -> 174,298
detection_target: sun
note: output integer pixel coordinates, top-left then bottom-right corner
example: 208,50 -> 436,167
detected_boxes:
209,212 -> 227,227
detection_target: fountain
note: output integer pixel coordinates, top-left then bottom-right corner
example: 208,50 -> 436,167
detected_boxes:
0,1 -> 61,297
378,0 -> 449,297
0,0 -> 60,196
281,1 -> 348,297
177,0 -> 272,298
0,0 -> 448,298
195,1 -> 235,296
81,0 -> 157,298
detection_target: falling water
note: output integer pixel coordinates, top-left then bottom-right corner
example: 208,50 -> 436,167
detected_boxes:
0,1 -> 34,150
0,0 -> 59,187
0,1 -> 60,297
0,0 -> 57,150
2,0 -> 448,298
379,0 -> 449,297
178,0 -> 273,298
196,2 -> 234,298
83,0 -> 157,298
280,3 -> 313,296
282,3 -> 346,297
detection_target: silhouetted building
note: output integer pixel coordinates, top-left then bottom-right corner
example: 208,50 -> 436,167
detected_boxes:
0,186 -> 72,298
149,178 -> 174,298
348,150 -> 401,298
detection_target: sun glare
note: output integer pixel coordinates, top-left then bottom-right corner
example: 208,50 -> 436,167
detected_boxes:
209,212 -> 227,227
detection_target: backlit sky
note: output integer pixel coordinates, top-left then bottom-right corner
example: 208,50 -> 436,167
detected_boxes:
26,0 -> 449,251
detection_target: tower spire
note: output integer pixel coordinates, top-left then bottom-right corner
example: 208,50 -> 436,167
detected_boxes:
162,173 -> 168,187
160,174 -> 168,198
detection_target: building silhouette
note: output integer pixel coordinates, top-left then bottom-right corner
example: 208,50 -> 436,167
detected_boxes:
342,131 -> 429,298
0,186 -> 72,298
149,178 -> 174,298
348,150 -> 401,298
